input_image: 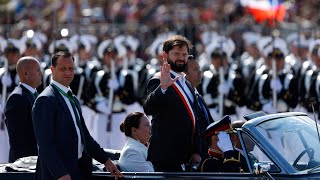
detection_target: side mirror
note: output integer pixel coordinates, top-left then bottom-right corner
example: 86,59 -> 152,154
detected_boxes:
253,162 -> 270,175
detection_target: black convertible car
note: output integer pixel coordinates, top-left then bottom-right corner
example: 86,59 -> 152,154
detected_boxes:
1,112 -> 320,179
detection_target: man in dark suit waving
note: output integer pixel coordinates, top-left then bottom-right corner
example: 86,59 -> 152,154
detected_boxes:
32,51 -> 122,180
5,56 -> 42,162
144,35 -> 201,172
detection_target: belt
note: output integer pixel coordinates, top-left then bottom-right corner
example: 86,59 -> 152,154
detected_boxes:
112,109 -> 126,113
208,104 -> 218,108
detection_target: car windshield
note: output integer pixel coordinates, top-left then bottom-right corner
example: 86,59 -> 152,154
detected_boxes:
256,115 -> 320,171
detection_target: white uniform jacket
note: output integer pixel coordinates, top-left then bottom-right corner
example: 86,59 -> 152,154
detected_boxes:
118,137 -> 154,172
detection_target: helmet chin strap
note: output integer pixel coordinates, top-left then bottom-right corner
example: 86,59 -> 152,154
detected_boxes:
208,148 -> 223,159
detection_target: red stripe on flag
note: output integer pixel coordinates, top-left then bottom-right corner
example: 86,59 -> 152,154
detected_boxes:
247,4 -> 286,24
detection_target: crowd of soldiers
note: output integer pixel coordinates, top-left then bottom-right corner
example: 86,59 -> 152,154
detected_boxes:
0,27 -> 320,150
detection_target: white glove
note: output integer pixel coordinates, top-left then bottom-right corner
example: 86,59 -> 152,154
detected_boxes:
203,94 -> 214,105
217,131 -> 233,152
96,101 -> 111,115
262,102 -> 277,114
108,78 -> 120,91
0,103 -> 3,114
1,74 -> 12,87
270,78 -> 282,93
218,82 -> 230,95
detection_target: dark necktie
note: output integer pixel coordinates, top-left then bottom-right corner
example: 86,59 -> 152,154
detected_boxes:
66,90 -> 86,150
197,94 -> 210,124
51,83 -> 87,150
33,91 -> 39,98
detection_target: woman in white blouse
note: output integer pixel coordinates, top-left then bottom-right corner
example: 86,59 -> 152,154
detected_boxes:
118,112 -> 154,172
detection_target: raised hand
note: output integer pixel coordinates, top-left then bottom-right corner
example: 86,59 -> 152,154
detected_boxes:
160,62 -> 179,90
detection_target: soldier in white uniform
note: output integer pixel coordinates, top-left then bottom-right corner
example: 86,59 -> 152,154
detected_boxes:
69,35 -> 100,131
114,35 -> 145,114
86,40 -> 126,150
0,38 -> 25,163
199,36 -> 246,122
300,40 -> 320,121
285,33 -> 311,113
255,38 -> 298,114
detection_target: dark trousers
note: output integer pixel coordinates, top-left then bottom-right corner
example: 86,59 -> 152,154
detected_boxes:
153,162 -> 184,172
78,154 -> 93,180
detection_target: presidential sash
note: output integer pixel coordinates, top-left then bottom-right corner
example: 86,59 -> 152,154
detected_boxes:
170,73 -> 196,132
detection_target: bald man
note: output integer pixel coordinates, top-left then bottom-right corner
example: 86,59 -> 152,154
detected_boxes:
4,56 -> 42,162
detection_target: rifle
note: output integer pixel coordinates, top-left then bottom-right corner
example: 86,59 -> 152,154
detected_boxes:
76,74 -> 85,101
218,64 -> 224,118
0,8 -> 11,130
271,30 -> 280,108
106,59 -> 116,132
218,37 -> 225,119
0,57 -> 8,130
74,34 -> 86,102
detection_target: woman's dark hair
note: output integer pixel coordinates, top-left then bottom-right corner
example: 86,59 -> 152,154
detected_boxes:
51,51 -> 74,67
120,112 -> 145,137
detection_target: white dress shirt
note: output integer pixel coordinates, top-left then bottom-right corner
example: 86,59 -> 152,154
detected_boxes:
51,80 -> 84,158
20,82 -> 37,95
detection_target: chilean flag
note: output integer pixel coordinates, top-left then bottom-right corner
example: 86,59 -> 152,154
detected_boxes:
240,0 -> 286,24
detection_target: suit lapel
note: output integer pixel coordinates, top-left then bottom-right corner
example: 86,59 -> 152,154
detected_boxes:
20,84 -> 35,104
50,85 -> 74,121
51,85 -> 86,126
185,81 -> 198,109
71,95 -> 86,124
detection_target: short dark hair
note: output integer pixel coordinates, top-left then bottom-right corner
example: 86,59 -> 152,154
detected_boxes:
120,112 -> 145,137
163,35 -> 192,53
267,48 -> 284,59
103,43 -> 118,56
184,55 -> 198,72
211,49 -> 226,59
312,45 -> 320,56
51,51 -> 74,67
5,42 -> 19,55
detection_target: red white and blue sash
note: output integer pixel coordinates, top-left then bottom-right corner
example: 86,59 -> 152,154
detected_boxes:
170,73 -> 196,132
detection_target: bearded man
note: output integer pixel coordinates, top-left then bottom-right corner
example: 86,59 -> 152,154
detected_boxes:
143,35 -> 201,172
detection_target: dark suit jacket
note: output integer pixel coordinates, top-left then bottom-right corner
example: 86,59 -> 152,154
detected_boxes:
32,84 -> 110,180
196,93 -> 214,160
143,74 -> 200,166
5,84 -> 38,163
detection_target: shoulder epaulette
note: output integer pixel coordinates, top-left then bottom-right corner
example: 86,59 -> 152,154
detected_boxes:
223,151 -> 241,164
258,73 -> 268,104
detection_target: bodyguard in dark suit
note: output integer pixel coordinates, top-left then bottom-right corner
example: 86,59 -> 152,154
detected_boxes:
5,56 -> 42,163
184,55 -> 214,161
144,35 -> 201,172
32,51 -> 122,180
